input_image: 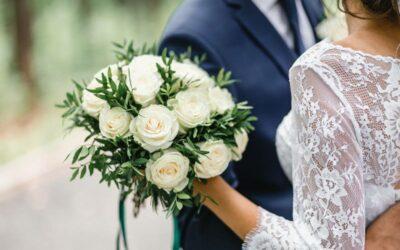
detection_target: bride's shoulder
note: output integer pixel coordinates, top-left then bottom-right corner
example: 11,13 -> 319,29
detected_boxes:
288,40 -> 354,93
291,38 -> 399,74
290,40 -> 344,72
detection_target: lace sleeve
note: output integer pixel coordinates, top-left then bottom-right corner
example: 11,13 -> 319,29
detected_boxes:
244,65 -> 365,249
276,111 -> 296,182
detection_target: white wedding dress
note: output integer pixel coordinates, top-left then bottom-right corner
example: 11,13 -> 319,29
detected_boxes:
243,40 -> 400,249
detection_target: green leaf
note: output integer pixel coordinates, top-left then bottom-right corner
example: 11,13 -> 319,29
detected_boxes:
86,87 -> 103,94
55,103 -> 66,108
72,146 -> 83,164
78,146 -> 90,161
133,158 -> 148,166
70,168 -> 79,181
72,80 -> 84,91
80,166 -> 87,178
121,161 -> 132,169
63,152 -> 71,162
161,48 -> 168,64
89,163 -> 95,176
124,92 -> 131,108
176,201 -> 183,210
132,166 -> 144,176
177,193 -> 191,200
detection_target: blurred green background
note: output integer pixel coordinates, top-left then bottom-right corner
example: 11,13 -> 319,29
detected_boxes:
0,2 -> 346,249
0,0 -> 182,164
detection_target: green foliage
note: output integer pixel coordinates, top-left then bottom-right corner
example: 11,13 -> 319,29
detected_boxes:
56,80 -> 100,137
183,102 -> 256,147
168,47 -> 207,65
113,40 -> 158,64
213,69 -> 236,88
58,40 -> 256,217
155,49 -> 190,106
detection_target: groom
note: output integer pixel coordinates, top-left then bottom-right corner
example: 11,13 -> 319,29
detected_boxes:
159,0 -> 323,249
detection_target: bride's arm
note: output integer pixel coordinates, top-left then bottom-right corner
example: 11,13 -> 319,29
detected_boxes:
195,64 -> 367,249
196,177 -> 400,249
275,111 -> 296,182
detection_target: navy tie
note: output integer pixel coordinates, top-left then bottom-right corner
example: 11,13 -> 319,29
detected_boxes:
281,0 -> 306,55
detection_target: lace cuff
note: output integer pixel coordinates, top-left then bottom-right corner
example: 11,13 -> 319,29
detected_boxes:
242,207 -> 264,250
242,207 -> 310,249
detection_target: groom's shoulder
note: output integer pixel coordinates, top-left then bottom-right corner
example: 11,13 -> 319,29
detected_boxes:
162,0 -> 234,40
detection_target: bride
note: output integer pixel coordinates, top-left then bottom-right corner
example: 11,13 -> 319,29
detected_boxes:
194,0 -> 400,249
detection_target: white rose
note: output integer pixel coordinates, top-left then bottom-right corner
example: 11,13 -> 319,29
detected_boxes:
130,105 -> 179,153
145,150 -> 190,192
82,81 -> 109,118
208,87 -> 235,114
99,107 -> 132,139
172,61 -> 214,89
169,88 -> 211,131
126,55 -> 164,107
82,63 -> 123,118
194,140 -> 232,179
232,129 -> 249,161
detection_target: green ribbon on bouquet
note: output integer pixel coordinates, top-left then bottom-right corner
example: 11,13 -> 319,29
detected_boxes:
172,217 -> 181,250
116,192 -> 129,250
115,191 -> 181,250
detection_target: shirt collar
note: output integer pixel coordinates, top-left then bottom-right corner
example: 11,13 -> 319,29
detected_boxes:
252,0 -> 278,10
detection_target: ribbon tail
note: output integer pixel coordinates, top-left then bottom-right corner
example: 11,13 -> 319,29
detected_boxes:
116,230 -> 121,250
116,193 -> 129,250
172,216 -> 181,250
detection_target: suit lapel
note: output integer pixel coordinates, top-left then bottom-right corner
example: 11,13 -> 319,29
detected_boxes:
225,0 -> 297,78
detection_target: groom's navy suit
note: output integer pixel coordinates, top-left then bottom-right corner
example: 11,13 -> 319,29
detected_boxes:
160,0 -> 323,249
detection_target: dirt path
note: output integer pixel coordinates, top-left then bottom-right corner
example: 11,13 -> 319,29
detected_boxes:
0,134 -> 172,250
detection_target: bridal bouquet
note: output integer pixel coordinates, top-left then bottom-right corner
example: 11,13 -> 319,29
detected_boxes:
58,40 -> 255,225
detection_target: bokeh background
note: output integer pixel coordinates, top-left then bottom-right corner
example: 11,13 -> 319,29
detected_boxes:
0,1 -> 344,249
0,0 -> 182,249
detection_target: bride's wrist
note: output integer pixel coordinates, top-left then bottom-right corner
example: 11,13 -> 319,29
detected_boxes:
194,177 -> 219,194
193,177 -> 222,206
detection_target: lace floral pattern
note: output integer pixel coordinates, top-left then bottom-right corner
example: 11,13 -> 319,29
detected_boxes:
244,40 -> 400,249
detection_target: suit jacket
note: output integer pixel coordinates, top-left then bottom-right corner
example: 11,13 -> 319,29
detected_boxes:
160,0 -> 324,249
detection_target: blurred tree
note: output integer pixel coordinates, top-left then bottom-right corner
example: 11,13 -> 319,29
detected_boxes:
79,0 -> 91,18
0,0 -> 40,133
13,0 -> 38,112
116,0 -> 128,4
115,0 -> 161,8
146,0 -> 161,8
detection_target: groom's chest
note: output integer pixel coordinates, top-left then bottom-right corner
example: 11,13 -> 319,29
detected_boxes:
224,39 -> 293,112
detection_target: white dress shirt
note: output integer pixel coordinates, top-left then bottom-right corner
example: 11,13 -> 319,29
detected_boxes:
252,0 -> 315,50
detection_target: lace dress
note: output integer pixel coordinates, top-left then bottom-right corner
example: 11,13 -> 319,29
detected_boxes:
244,40 -> 400,249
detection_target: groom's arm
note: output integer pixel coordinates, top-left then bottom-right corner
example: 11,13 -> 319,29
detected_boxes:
159,33 -> 239,188
159,33 -> 222,77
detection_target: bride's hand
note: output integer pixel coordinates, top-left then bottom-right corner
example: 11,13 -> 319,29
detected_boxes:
366,202 -> 400,250
193,176 -> 259,240
193,177 -> 216,191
